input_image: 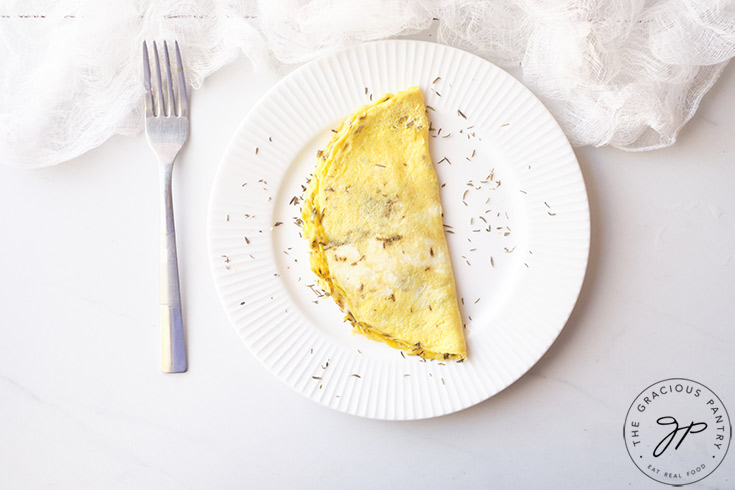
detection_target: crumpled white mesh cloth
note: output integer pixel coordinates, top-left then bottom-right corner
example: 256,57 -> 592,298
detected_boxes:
1,0 -> 734,168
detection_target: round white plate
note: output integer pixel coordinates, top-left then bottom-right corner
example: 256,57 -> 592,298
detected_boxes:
208,40 -> 590,420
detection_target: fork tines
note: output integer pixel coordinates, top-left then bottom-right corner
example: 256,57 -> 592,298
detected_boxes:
143,41 -> 188,118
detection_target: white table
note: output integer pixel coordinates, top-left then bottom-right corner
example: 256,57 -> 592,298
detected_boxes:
1,31 -> 734,489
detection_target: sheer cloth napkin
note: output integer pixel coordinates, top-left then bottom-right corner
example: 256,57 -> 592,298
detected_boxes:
1,0 -> 733,168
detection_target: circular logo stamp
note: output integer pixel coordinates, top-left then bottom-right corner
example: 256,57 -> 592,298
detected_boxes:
624,378 -> 731,486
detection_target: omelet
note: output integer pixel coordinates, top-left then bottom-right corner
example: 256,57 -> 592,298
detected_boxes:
301,86 -> 466,360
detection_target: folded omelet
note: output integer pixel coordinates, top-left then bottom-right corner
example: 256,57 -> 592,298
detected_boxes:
301,86 -> 466,360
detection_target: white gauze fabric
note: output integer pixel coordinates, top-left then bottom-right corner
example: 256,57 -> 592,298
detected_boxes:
1,0 -> 734,168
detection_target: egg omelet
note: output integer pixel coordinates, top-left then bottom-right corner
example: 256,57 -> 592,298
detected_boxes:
301,86 -> 466,360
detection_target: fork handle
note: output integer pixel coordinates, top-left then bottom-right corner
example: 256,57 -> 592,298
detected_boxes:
160,163 -> 187,373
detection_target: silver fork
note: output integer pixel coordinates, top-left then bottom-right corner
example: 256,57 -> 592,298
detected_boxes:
143,40 -> 188,373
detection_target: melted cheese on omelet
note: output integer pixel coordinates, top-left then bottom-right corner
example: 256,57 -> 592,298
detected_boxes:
301,86 -> 466,360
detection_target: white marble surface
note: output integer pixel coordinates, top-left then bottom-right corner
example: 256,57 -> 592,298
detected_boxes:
1,31 -> 734,489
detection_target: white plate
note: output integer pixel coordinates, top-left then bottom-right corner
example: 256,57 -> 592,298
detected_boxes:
207,40 -> 590,420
